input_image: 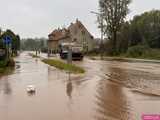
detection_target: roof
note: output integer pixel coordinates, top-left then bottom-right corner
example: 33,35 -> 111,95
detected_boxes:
48,19 -> 94,41
48,28 -> 70,41
68,19 -> 94,38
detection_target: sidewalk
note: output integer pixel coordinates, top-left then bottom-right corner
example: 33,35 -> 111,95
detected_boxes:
90,56 -> 160,64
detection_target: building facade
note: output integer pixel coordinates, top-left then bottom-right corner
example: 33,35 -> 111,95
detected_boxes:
48,28 -> 70,54
48,19 -> 95,54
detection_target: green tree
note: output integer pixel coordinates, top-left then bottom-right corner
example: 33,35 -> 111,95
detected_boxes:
128,10 -> 160,48
117,22 -> 130,53
99,0 -> 131,55
1,29 -> 21,55
21,38 -> 47,51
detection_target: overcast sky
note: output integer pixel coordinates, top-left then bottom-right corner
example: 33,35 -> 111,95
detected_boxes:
0,0 -> 160,38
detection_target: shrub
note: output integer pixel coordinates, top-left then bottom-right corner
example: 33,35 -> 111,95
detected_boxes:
142,49 -> 160,60
126,45 -> 149,58
0,60 -> 7,67
0,58 -> 15,68
7,59 -> 15,67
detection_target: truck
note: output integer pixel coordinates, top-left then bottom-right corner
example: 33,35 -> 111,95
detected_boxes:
59,42 -> 83,61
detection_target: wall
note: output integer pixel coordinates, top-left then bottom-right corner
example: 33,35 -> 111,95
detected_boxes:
48,40 -> 59,53
68,22 -> 95,52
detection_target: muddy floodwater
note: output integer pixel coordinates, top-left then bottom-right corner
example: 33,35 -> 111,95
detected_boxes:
1,52 -> 160,120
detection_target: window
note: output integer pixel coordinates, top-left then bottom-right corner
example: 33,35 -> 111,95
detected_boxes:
73,38 -> 77,42
90,35 -> 94,39
82,31 -> 85,35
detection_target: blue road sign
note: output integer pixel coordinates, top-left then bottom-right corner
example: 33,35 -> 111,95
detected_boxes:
3,36 -> 12,45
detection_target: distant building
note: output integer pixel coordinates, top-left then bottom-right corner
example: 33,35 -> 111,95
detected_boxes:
48,28 -> 71,53
48,19 -> 95,54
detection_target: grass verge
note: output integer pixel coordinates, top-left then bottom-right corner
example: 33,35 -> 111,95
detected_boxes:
0,67 -> 15,74
0,68 -> 5,73
42,59 -> 85,74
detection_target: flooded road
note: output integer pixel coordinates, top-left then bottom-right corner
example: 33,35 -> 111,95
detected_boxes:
1,52 -> 160,120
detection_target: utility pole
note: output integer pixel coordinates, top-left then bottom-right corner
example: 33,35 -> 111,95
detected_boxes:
100,15 -> 104,59
90,11 -> 104,60
47,40 -> 50,57
67,43 -> 72,65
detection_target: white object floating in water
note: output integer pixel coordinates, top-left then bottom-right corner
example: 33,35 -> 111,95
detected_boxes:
27,85 -> 36,93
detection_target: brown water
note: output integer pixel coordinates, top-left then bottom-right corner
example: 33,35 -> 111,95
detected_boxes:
1,52 -> 160,120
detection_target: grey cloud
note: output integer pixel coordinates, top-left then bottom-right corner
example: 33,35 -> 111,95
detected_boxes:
0,0 -> 159,38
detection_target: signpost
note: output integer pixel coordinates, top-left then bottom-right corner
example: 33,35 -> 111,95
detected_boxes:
0,49 -> 6,60
67,45 -> 72,64
67,44 -> 72,78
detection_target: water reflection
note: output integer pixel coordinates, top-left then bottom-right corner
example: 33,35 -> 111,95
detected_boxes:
27,92 -> 36,96
1,52 -> 160,120
95,64 -> 135,120
0,77 -> 12,95
66,73 -> 73,99
3,79 -> 12,95
47,66 -> 60,81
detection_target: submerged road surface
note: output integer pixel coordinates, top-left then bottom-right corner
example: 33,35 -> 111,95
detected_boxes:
0,52 -> 160,120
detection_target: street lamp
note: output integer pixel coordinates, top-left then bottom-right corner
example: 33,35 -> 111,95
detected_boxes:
90,11 -> 104,59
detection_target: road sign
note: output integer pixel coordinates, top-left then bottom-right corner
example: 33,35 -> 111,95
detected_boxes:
2,36 -> 12,60
3,36 -> 12,45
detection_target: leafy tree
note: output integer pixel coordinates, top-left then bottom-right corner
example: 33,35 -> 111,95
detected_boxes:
128,10 -> 160,48
99,0 -> 131,55
117,22 -> 130,53
0,29 -> 21,55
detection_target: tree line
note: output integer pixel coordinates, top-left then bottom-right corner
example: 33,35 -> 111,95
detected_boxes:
99,0 -> 160,59
21,38 -> 48,52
